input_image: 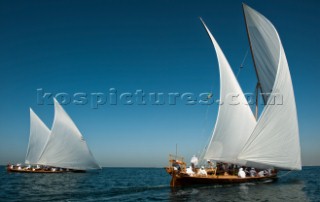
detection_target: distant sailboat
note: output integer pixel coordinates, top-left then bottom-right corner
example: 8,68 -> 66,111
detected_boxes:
37,98 -> 101,170
167,4 -> 301,186
8,98 -> 101,173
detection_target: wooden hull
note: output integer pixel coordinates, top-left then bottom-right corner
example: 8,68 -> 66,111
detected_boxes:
165,155 -> 277,187
170,171 -> 277,187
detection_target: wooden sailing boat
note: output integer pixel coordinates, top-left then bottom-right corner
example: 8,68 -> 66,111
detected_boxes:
167,3 -> 301,186
7,98 -> 101,173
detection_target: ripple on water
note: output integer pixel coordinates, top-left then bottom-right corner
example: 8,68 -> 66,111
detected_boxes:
0,166 -> 319,201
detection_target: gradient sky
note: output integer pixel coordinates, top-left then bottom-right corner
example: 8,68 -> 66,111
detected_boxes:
0,0 -> 319,167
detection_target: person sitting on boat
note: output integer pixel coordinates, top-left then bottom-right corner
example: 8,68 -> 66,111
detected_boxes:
258,170 -> 265,177
172,160 -> 181,172
238,168 -> 246,178
206,159 -> 216,169
16,163 -> 22,170
264,169 -> 272,176
244,167 -> 250,176
198,166 -> 207,176
221,163 -> 227,172
250,168 -> 257,177
186,166 -> 195,176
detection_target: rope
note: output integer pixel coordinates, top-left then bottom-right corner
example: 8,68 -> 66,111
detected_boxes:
278,170 -> 294,178
236,47 -> 250,78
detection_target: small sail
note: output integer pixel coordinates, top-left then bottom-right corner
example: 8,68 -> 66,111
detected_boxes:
25,108 -> 50,165
38,99 -> 101,170
239,4 -> 301,170
201,19 -> 256,165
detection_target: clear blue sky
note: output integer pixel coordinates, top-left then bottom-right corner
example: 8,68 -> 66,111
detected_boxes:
0,0 -> 319,167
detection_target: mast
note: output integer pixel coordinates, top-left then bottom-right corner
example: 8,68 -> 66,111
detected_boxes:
254,83 -> 260,120
175,144 -> 178,159
242,3 -> 265,110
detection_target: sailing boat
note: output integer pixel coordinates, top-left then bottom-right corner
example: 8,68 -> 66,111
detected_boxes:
7,98 -> 101,173
167,3 -> 301,186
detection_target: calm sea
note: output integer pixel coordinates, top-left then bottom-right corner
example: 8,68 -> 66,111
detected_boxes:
0,166 -> 319,201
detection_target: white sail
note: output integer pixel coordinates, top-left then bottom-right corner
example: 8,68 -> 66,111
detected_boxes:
25,108 -> 50,165
201,19 -> 257,165
242,4 -> 279,104
238,4 -> 301,170
38,99 -> 101,170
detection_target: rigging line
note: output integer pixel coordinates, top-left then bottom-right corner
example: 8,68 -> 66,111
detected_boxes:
278,170 -> 294,178
199,122 -> 216,165
200,86 -> 214,138
248,84 -> 257,115
199,90 -> 214,164
241,47 -> 250,67
236,47 -> 250,78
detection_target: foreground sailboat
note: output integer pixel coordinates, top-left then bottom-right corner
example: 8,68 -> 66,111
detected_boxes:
166,4 -> 301,186
7,98 -> 101,173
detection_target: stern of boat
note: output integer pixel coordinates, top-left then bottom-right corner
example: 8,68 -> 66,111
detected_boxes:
165,154 -> 186,175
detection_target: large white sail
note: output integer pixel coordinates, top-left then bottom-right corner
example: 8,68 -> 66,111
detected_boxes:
238,4 -> 301,170
201,19 -> 256,165
25,108 -> 50,165
242,4 -> 279,104
38,99 -> 101,170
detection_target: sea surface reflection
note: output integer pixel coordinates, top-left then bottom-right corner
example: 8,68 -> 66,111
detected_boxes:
0,167 -> 319,201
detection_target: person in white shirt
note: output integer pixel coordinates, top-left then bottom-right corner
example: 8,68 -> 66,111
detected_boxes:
258,170 -> 265,177
186,166 -> 195,176
238,168 -> 246,178
198,166 -> 207,176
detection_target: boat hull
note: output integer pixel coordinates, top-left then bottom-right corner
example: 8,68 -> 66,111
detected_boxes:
170,172 -> 277,187
6,165 -> 85,173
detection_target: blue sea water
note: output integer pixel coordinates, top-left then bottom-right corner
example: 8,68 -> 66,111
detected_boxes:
0,166 -> 319,201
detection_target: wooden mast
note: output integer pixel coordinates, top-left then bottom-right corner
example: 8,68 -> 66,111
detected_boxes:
255,83 -> 260,120
175,144 -> 178,159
